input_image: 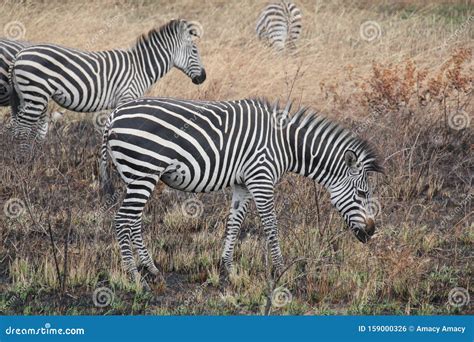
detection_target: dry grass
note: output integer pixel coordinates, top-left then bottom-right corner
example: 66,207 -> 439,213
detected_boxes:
0,0 -> 473,315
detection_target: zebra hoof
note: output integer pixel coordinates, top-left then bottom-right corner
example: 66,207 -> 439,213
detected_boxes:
147,265 -> 161,277
218,262 -> 231,287
271,263 -> 285,280
139,264 -> 164,284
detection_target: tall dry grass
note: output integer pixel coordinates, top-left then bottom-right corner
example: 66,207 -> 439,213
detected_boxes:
0,0 -> 472,315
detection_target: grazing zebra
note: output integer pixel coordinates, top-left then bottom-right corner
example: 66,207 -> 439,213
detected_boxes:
0,39 -> 30,106
100,97 -> 383,287
9,19 -> 206,146
256,1 -> 302,50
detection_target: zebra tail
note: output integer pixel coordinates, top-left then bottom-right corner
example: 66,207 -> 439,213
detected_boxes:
8,64 -> 21,119
99,122 -> 115,201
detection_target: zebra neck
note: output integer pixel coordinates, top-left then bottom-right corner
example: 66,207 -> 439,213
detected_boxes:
131,34 -> 173,86
286,121 -> 337,188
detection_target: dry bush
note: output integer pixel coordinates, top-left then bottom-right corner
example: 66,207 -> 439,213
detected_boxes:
0,0 -> 472,315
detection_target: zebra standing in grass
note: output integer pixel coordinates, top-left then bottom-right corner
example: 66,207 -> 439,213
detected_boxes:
0,39 -> 30,106
100,97 -> 383,288
256,1 -> 302,50
9,19 -> 206,146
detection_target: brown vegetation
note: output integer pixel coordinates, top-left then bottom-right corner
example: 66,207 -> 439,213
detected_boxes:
0,0 -> 472,314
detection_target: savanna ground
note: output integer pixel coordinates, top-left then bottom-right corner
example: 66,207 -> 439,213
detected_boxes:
0,0 -> 472,315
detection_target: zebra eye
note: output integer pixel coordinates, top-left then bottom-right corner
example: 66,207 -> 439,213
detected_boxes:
357,189 -> 367,197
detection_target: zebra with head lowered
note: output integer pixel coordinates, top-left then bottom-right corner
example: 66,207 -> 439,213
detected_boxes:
100,97 -> 383,288
0,39 -> 30,107
256,1 -> 302,50
9,19 -> 206,146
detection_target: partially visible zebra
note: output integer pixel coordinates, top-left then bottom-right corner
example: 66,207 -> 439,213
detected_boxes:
256,1 -> 302,50
10,19 -> 206,146
0,39 -> 30,106
100,97 -> 383,288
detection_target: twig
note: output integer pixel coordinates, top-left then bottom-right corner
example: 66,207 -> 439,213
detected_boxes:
47,217 -> 62,291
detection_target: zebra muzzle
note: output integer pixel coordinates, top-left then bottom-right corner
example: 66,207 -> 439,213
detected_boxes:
192,69 -> 206,84
353,218 -> 375,243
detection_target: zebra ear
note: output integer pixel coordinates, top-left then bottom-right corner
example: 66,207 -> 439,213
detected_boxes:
187,21 -> 203,40
344,150 -> 358,169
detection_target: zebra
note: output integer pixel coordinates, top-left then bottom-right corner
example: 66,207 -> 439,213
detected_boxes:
0,39 -> 30,107
256,1 -> 302,50
9,19 -> 206,146
100,97 -> 383,288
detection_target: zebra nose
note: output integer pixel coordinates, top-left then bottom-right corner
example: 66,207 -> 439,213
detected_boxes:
192,69 -> 206,84
365,218 -> 375,236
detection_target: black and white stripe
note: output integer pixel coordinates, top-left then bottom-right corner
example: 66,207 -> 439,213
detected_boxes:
0,39 -> 30,106
256,1 -> 302,50
100,97 -> 383,286
9,19 -> 206,144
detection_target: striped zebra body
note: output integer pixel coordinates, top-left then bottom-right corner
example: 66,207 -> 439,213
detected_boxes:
256,1 -> 302,50
101,97 -> 383,287
10,19 -> 206,145
0,39 -> 30,106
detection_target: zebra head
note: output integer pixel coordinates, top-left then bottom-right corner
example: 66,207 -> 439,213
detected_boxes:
172,20 -> 206,85
328,147 -> 383,243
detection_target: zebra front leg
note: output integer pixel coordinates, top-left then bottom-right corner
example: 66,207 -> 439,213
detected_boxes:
247,182 -> 284,275
221,184 -> 252,277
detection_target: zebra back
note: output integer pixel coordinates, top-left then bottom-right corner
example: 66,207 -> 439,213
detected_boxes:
256,1 -> 302,50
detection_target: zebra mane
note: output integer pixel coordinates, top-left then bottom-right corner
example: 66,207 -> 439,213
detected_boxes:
256,97 -> 384,173
134,19 -> 182,48
134,19 -> 202,49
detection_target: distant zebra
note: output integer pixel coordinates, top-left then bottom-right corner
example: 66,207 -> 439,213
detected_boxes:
0,39 -> 29,106
100,97 -> 383,287
256,1 -> 302,50
10,19 -> 206,146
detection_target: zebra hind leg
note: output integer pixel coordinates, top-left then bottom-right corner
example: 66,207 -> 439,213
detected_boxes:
115,179 -> 158,290
131,219 -> 161,278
